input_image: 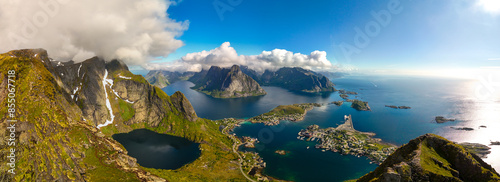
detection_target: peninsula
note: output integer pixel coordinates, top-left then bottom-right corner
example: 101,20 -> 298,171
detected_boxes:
298,115 -> 397,164
250,103 -> 321,125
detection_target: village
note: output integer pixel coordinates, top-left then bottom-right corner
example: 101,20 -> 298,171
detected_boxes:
297,115 -> 397,164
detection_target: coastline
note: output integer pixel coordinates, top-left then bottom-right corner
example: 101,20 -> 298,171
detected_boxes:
297,115 -> 397,164
249,103 -> 320,126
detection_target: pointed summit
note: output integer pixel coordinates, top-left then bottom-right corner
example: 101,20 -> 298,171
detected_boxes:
189,65 -> 267,98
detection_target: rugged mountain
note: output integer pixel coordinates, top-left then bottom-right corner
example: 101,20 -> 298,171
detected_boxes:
145,70 -> 195,88
357,134 -> 500,182
51,57 -> 198,127
145,65 -> 336,95
188,69 -> 208,84
239,65 -> 262,83
260,67 -> 336,93
188,65 -> 267,98
0,49 -> 246,181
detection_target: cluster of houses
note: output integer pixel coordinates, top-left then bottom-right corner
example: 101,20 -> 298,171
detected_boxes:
297,116 -> 396,164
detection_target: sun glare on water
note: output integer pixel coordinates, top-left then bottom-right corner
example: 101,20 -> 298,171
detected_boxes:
437,72 -> 500,171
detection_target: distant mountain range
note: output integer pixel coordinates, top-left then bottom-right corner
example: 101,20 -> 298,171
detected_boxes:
145,70 -> 195,88
258,67 -> 336,93
146,65 -> 336,98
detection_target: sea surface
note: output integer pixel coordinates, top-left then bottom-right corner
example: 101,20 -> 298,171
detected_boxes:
162,75 -> 500,181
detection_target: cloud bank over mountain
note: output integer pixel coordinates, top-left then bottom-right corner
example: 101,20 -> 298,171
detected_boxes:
145,42 -> 335,73
0,0 -> 187,65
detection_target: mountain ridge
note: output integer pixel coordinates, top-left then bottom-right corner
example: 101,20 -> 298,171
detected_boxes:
188,65 -> 267,98
0,49 -> 247,181
357,133 -> 500,182
147,65 -> 337,94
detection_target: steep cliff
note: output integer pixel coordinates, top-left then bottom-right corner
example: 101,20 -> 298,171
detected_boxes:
260,67 -> 335,93
189,65 -> 267,98
357,134 -> 500,182
51,57 -> 198,127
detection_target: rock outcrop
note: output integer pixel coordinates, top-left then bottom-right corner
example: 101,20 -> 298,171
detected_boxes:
357,134 -> 500,182
189,65 -> 267,98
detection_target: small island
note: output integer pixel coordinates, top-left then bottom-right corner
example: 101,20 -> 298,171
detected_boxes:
297,115 -> 396,164
331,101 -> 344,106
435,116 -> 456,123
350,99 -> 371,111
451,127 -> 474,131
250,103 -> 321,125
274,150 -> 290,155
385,105 -> 411,109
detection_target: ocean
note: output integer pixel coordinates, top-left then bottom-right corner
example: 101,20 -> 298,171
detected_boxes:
162,75 -> 500,181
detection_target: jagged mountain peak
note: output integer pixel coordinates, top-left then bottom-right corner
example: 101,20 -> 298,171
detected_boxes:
188,64 -> 267,98
229,64 -> 241,72
106,59 -> 130,73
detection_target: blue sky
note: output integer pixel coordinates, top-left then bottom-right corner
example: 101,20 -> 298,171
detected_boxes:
156,0 -> 500,76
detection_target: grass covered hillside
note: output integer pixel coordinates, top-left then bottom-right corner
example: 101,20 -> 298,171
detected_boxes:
0,49 -> 247,181
357,134 -> 500,182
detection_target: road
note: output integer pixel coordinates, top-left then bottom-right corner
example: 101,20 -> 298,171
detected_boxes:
223,123 -> 257,182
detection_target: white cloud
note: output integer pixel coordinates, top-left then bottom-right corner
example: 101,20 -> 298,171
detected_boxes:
488,58 -> 500,61
0,0 -> 188,65
476,0 -> 500,14
144,42 -> 335,73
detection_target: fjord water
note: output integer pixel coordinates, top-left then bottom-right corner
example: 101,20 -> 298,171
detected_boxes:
162,76 -> 500,181
112,129 -> 201,170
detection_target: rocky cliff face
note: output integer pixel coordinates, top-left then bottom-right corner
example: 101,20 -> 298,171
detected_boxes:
189,65 -> 267,98
260,67 -> 335,93
51,57 -> 197,127
357,134 -> 500,182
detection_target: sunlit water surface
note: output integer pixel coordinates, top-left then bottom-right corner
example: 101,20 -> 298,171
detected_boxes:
161,75 -> 500,181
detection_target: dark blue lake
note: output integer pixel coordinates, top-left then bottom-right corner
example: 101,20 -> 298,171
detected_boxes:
161,75 -> 500,181
112,129 -> 201,170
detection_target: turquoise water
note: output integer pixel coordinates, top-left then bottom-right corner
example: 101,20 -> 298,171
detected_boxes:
162,75 -> 500,181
